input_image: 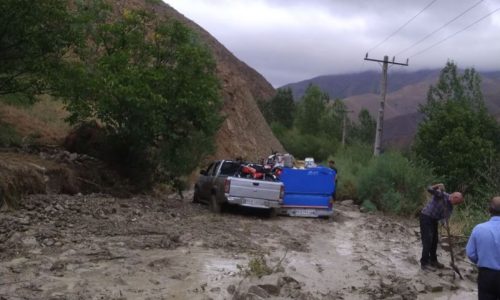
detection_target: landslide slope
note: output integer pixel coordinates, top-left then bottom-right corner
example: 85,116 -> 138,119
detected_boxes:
123,0 -> 284,161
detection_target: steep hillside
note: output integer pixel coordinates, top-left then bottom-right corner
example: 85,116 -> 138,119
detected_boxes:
124,0 -> 284,161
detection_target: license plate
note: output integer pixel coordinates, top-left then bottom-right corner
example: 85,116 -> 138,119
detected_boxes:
243,199 -> 265,206
290,209 -> 317,217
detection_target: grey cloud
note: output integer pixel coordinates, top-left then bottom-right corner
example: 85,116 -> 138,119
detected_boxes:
166,0 -> 500,87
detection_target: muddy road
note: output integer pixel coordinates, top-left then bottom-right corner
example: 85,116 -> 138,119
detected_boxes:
0,192 -> 478,299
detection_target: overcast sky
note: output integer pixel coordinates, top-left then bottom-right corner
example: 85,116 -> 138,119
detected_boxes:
165,0 -> 500,87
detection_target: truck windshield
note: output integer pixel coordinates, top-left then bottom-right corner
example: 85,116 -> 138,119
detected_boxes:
220,161 -> 241,176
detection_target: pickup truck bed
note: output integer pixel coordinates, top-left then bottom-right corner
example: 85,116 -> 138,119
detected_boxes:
194,160 -> 284,214
225,177 -> 282,209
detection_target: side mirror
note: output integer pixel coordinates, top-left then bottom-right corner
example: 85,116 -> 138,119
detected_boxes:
200,170 -> 207,175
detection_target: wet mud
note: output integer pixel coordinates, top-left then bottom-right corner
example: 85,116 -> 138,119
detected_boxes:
0,194 -> 477,299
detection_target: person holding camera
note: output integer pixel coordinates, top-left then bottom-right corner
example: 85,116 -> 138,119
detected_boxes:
466,196 -> 500,300
420,183 -> 464,271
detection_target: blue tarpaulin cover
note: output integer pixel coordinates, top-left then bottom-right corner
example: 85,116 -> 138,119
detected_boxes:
280,167 -> 336,208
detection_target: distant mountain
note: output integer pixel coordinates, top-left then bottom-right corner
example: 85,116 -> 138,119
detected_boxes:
283,70 -> 500,147
282,70 -> 500,101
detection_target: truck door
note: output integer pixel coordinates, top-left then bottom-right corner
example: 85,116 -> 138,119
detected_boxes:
199,162 -> 216,198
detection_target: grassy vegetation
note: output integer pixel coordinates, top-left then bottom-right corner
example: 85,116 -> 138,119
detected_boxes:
330,143 -> 372,201
237,255 -> 273,278
0,121 -> 21,147
0,96 -> 70,146
451,197 -> 489,236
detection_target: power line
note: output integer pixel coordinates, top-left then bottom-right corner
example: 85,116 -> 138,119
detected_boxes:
368,0 -> 439,53
409,7 -> 500,58
396,0 -> 484,56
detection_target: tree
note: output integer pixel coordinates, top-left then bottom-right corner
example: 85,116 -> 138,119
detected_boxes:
414,61 -> 500,192
349,108 -> 376,144
54,3 -> 222,186
0,0 -> 74,97
295,84 -> 329,134
258,88 -> 295,128
320,99 -> 344,141
270,88 -> 295,128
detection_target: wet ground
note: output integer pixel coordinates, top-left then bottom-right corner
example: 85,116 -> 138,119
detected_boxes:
0,192 -> 477,299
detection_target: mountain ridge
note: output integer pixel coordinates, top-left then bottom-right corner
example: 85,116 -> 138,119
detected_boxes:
283,69 -> 500,147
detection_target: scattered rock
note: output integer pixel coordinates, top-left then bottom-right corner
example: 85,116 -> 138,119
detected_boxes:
227,284 -> 236,295
248,285 -> 270,298
43,238 -> 55,246
427,282 -> 444,293
18,217 -> 31,225
341,200 -> 354,206
413,282 -> 426,293
385,296 -> 403,300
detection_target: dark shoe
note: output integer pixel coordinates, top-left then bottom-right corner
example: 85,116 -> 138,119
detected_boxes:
421,264 -> 436,271
430,261 -> 445,269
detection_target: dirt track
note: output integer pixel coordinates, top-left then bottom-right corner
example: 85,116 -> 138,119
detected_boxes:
0,192 -> 478,299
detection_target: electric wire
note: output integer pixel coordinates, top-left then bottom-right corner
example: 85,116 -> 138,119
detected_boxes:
409,7 -> 500,58
367,0 -> 439,53
396,0 -> 484,56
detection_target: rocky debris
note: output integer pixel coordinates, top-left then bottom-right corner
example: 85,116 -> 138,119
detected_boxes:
233,275 -> 325,300
0,193 -> 299,262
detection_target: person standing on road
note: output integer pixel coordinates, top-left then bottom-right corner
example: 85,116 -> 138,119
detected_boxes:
466,196 -> 500,300
328,160 -> 338,201
420,183 -> 464,271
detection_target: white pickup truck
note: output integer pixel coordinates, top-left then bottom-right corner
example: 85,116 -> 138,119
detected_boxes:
193,160 -> 284,215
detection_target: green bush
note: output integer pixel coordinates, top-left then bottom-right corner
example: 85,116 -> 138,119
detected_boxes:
452,196 -> 489,236
330,143 -> 372,200
357,151 -> 437,215
278,128 -> 337,161
0,122 -> 21,147
361,199 -> 377,212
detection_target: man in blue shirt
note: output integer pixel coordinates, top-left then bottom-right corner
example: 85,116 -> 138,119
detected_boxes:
420,183 -> 464,271
466,196 -> 500,299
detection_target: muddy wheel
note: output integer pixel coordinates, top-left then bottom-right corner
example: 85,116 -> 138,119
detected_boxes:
209,194 -> 221,213
268,208 -> 278,218
192,187 -> 200,203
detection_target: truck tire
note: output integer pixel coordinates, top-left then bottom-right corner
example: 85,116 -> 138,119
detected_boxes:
268,208 -> 278,218
210,194 -> 221,214
193,187 -> 200,203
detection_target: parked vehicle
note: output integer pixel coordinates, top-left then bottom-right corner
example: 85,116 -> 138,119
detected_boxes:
279,167 -> 336,218
193,160 -> 285,215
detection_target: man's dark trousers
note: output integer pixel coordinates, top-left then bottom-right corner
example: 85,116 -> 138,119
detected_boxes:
420,213 -> 439,266
478,268 -> 500,300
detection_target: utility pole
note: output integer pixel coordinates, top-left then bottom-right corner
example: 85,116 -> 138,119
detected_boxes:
341,109 -> 354,147
364,54 -> 408,156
